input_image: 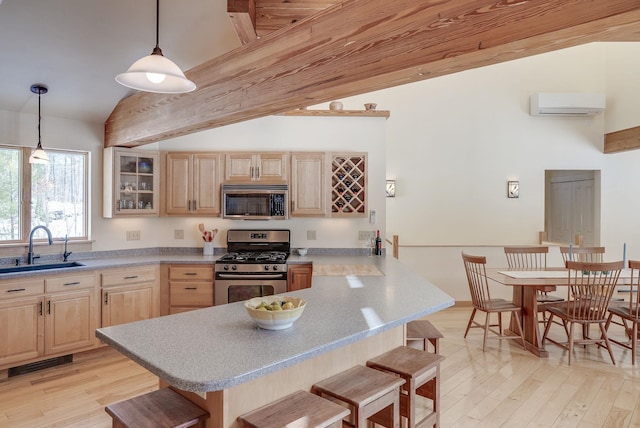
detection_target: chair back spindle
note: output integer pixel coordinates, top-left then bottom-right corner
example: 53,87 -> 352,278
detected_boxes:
564,260 -> 623,321
462,253 -> 491,310
560,246 -> 605,264
628,260 -> 640,319
504,246 -> 548,270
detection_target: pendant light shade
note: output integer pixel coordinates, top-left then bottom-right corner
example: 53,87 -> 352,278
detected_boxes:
29,84 -> 49,165
116,0 -> 195,94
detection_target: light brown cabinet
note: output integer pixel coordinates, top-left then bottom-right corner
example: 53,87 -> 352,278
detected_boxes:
330,153 -> 367,217
0,273 -> 98,370
290,153 -> 327,217
164,152 -> 223,215
101,266 -> 159,328
0,279 -> 45,367
225,152 -> 288,182
103,148 -> 160,218
45,273 -> 97,355
168,265 -> 214,314
287,263 -> 313,291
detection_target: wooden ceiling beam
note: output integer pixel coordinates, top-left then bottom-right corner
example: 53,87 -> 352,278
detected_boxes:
227,0 -> 257,45
604,126 -> 640,153
105,0 -> 640,148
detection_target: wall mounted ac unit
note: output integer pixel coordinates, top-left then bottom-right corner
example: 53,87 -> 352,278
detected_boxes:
529,92 -> 605,117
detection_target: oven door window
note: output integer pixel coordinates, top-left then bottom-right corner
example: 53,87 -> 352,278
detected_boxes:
228,284 -> 275,304
225,193 -> 269,216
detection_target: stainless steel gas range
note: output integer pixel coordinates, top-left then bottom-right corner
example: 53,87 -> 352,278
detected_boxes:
214,229 -> 290,305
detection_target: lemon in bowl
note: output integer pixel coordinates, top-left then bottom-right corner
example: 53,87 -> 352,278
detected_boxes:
245,296 -> 306,330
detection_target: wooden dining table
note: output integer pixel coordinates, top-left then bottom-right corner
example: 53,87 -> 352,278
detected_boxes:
486,268 -> 631,358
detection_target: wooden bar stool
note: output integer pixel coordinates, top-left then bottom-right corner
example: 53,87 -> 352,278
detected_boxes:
238,390 -> 350,428
366,346 -> 444,428
105,388 -> 209,428
406,320 -> 443,354
311,365 -> 405,427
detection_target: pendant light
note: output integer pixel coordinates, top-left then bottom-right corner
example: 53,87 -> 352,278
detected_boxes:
116,0 -> 196,94
29,84 -> 49,165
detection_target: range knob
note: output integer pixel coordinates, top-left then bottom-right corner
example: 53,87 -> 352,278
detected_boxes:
232,265 -> 237,271
273,265 -> 279,271
223,265 -> 229,271
264,265 -> 270,271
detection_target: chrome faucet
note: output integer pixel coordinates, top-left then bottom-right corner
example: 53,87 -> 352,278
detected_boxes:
27,225 -> 53,264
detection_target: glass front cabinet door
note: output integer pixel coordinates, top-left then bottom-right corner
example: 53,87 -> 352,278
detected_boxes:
103,148 -> 160,217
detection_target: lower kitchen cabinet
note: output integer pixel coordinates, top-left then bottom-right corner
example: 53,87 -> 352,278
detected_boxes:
0,290 -> 44,367
287,263 -> 313,291
101,266 -> 159,328
0,273 -> 99,371
168,264 -> 214,314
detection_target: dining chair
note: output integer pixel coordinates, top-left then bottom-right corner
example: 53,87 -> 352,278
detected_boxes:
503,246 -> 563,329
605,260 -> 640,365
560,246 -> 605,263
462,252 -> 525,351
542,260 -> 624,365
560,246 -> 627,330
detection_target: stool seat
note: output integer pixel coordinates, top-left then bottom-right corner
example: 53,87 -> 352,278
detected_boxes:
312,365 -> 405,427
367,346 -> 444,428
238,390 -> 350,428
406,320 -> 443,353
105,388 -> 209,428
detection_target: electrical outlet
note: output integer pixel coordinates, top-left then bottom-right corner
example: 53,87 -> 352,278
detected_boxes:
174,229 -> 184,239
359,231 -> 375,240
126,230 -> 140,241
307,230 -> 317,240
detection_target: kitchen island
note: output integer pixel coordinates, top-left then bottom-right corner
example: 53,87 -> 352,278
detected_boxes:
96,255 -> 453,427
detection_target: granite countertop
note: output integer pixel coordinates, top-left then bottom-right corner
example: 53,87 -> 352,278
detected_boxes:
96,255 -> 454,393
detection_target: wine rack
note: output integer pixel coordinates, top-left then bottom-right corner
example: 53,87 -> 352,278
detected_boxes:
330,153 -> 367,216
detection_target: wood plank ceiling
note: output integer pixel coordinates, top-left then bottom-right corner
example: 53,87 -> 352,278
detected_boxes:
105,0 -> 640,149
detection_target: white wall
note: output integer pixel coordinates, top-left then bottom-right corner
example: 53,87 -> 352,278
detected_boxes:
335,42 -> 640,301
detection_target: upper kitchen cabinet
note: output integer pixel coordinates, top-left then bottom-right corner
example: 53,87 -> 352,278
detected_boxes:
290,152 -> 327,217
225,153 -> 288,183
330,153 -> 367,217
103,148 -> 160,218
164,152 -> 223,216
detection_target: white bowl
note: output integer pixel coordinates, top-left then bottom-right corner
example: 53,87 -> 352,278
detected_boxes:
297,248 -> 308,256
245,296 -> 307,330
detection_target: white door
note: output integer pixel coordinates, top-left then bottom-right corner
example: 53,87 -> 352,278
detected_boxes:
546,170 -> 599,246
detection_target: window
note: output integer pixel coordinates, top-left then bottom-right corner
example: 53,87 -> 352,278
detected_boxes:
0,146 -> 89,243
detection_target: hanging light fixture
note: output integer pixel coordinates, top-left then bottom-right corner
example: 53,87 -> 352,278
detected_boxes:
29,84 -> 49,165
116,0 -> 196,94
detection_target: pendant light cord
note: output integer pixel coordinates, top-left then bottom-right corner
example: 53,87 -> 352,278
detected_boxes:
155,0 -> 160,49
151,0 -> 163,56
37,90 -> 42,147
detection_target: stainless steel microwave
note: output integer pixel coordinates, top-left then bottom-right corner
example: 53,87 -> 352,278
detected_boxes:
222,183 -> 288,220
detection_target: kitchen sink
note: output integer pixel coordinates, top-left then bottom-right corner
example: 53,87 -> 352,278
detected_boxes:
0,261 -> 85,274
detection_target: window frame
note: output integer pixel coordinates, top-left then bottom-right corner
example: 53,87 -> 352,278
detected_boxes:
0,145 -> 90,245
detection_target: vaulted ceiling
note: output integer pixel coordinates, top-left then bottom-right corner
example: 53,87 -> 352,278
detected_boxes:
105,0 -> 640,149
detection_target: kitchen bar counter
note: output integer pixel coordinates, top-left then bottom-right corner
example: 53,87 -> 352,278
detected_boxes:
96,255 -> 453,392
96,255 -> 453,427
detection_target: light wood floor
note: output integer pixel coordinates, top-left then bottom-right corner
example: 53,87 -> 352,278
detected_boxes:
1,306 -> 639,427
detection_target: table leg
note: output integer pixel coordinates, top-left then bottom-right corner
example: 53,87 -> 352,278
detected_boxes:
508,285 -> 548,358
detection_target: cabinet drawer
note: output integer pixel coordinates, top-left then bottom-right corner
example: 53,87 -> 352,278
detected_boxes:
0,278 -> 45,300
102,267 -> 157,286
169,266 -> 213,281
170,281 -> 214,307
46,274 -> 96,293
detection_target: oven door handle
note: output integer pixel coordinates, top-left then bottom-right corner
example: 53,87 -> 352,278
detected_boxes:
217,273 -> 286,279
